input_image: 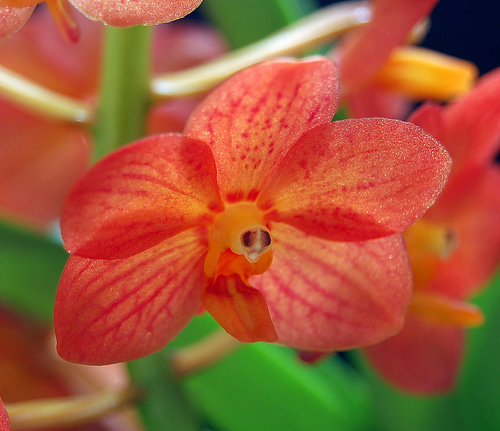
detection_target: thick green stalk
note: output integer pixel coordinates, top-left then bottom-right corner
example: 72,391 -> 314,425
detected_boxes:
92,25 -> 153,162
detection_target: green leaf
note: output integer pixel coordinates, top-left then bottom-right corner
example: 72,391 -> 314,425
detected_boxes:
127,352 -> 203,431
171,315 -> 373,431
0,219 -> 67,322
201,0 -> 319,48
452,269 -> 500,429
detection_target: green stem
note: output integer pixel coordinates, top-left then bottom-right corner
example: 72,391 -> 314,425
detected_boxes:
93,25 -> 153,162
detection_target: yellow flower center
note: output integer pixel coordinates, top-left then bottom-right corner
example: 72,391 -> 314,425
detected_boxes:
204,202 -> 273,278
201,203 -> 277,343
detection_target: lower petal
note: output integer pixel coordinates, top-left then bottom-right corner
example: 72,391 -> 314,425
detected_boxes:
54,227 -> 207,365
252,223 -> 413,351
202,274 -> 277,343
364,315 -> 464,393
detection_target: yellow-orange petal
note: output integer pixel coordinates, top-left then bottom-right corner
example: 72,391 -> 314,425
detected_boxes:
372,46 -> 478,100
409,290 -> 484,327
202,274 -> 277,343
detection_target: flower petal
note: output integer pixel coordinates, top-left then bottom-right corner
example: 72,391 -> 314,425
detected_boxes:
54,227 -> 207,365
0,101 -> 90,228
202,274 -> 278,343
430,168 -> 500,299
61,134 -> 223,259
258,118 -> 451,241
184,57 -> 338,202
339,0 -> 439,90
252,223 -> 412,351
70,0 -> 202,26
364,315 -> 464,393
0,5 -> 102,100
0,6 -> 33,43
0,397 -> 10,431
411,68 -> 500,209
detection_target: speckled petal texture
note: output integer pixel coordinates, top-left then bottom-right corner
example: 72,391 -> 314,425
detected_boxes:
0,6 -> 34,42
71,0 -> 203,26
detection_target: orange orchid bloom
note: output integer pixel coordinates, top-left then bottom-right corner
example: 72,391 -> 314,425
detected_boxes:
0,6 -> 226,229
0,0 -> 202,43
364,68 -> 500,393
54,57 -> 451,365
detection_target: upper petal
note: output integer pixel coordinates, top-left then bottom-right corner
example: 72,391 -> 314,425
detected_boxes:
364,314 -> 464,393
61,134 -> 224,259
184,57 -> 339,202
55,227 -> 207,365
252,223 -> 413,351
258,118 -> 451,241
70,0 -> 202,26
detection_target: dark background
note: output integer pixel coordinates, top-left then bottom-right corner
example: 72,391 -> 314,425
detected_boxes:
319,0 -> 499,75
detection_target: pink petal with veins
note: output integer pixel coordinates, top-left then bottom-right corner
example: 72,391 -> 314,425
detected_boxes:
253,223 -> 412,351
184,57 -> 339,202
55,227 -> 207,365
61,134 -> 223,259
258,118 -> 451,241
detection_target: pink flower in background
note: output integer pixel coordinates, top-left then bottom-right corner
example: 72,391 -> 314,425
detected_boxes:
0,6 -> 226,229
336,0 -> 476,119
365,68 -> 500,393
54,57 -> 451,365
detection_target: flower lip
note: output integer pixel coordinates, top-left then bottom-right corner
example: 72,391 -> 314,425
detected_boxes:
204,202 -> 273,277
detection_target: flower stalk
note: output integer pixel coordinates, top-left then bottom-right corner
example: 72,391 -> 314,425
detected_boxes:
92,25 -> 153,161
4,387 -> 139,430
0,64 -> 93,124
151,1 -> 371,98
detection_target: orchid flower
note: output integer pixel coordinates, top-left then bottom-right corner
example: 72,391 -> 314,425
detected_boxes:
0,6 -> 226,229
364,68 -> 500,393
0,0 -> 202,43
54,57 -> 451,365
0,398 -> 10,431
336,0 -> 476,119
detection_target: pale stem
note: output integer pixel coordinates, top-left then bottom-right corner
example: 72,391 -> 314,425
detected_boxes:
5,387 -> 139,430
170,329 -> 241,376
151,1 -> 371,99
0,64 -> 94,124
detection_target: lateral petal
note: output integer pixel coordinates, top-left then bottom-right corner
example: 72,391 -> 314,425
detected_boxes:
54,227 -> 207,365
252,223 -> 413,351
70,0 -> 202,26
184,57 -> 338,202
259,118 -> 451,241
364,315 -> 463,393
61,134 -> 224,259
